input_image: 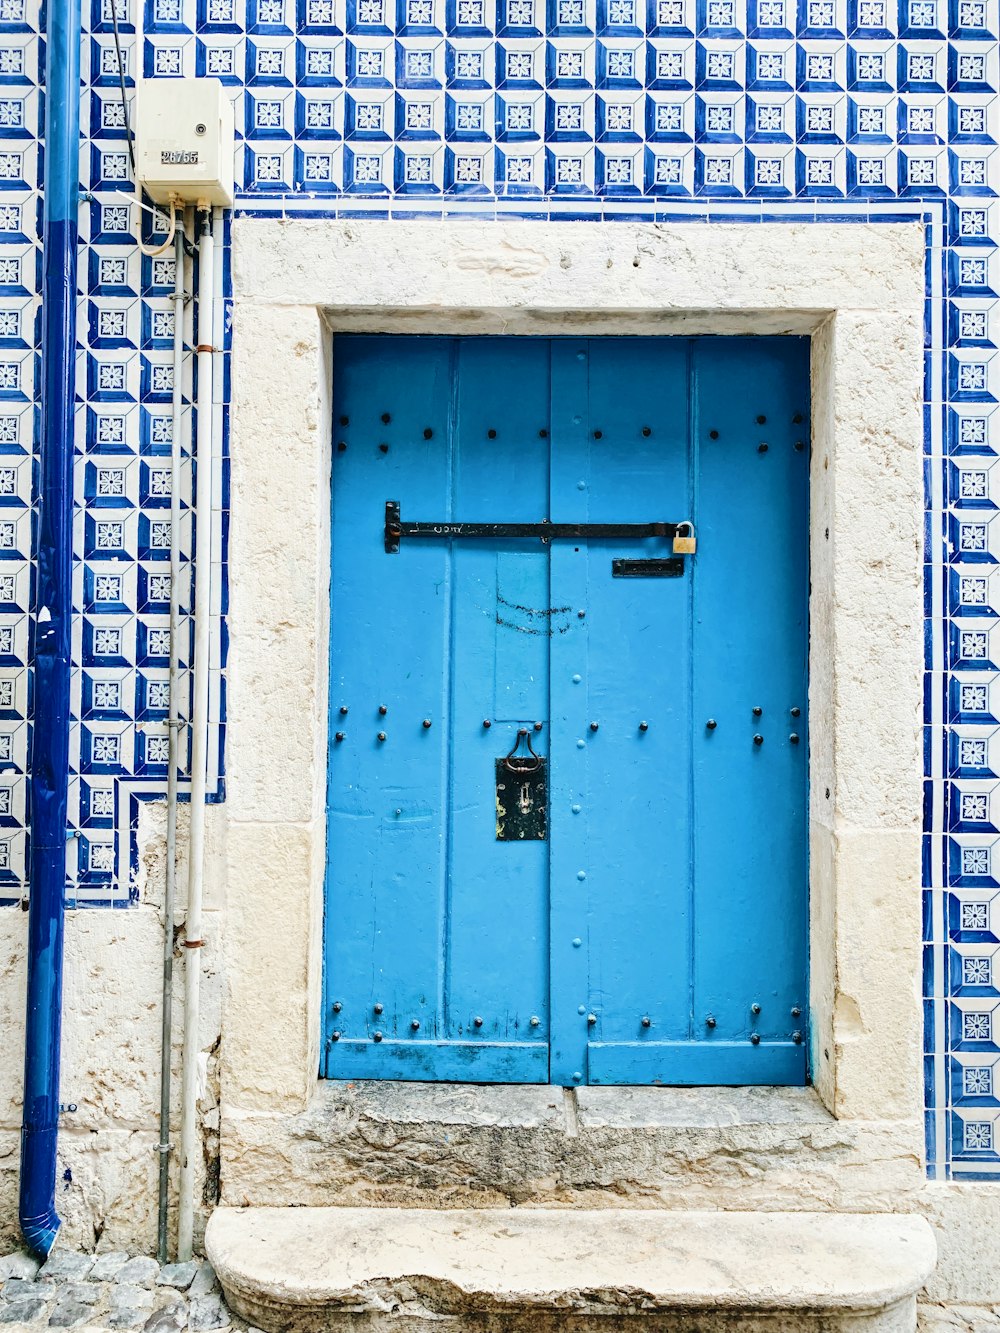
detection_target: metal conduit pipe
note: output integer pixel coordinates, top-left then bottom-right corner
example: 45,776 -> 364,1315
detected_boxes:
177,208 -> 215,1262
20,0 -> 82,1256
157,214 -> 188,1264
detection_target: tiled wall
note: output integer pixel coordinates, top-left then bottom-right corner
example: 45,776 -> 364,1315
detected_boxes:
11,0 -> 999,1176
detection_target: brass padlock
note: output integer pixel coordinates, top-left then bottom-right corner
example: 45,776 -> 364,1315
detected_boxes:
673,521 -> 696,555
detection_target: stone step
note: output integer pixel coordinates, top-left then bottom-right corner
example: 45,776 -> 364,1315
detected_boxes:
205,1206 -> 936,1333
221,1082 -> 926,1213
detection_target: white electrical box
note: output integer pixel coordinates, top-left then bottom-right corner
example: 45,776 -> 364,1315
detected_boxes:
135,79 -> 235,208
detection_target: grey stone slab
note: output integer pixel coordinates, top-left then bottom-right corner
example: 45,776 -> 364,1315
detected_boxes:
47,1294 -> 94,1328
109,1286 -> 156,1312
143,1305 -> 189,1333
323,1082 -> 831,1134
155,1291 -> 185,1308
949,1309 -> 1000,1328
254,1080 -> 568,1205
0,1297 -> 47,1324
0,1254 -> 42,1282
115,1259 -> 161,1289
59,1284 -> 100,1307
188,1295 -> 229,1332
187,1266 -> 218,1299
318,1079 -> 565,1130
2,1277 -> 43,1301
156,1262 -> 199,1291
108,1305 -> 160,1331
573,1083 -> 833,1128
38,1254 -> 95,1284
89,1252 -> 132,1282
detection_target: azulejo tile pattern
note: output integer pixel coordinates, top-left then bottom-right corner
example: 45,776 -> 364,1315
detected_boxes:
4,0 -> 229,915
6,0 -> 994,1176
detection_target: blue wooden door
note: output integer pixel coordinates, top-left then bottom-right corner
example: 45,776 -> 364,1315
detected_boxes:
323,335 -> 809,1087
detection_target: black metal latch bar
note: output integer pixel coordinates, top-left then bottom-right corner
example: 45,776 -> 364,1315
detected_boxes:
385,501 -> 679,554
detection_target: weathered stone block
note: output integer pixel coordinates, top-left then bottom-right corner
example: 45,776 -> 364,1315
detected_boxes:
0,1252 -> 41,1281
114,1260 -> 160,1289
0,1296 -> 46,1323
39,1254 -> 95,1284
156,1262 -> 199,1291
89,1254 -> 131,1283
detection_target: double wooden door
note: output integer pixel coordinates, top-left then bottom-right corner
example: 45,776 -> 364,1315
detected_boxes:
323,334 -> 809,1087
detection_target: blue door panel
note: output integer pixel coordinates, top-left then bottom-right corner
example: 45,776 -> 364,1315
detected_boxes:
444,339 -> 551,1057
325,337 -> 455,1072
691,339 -> 809,1063
324,336 -> 551,1081
324,334 -> 810,1086
550,339 -> 694,1086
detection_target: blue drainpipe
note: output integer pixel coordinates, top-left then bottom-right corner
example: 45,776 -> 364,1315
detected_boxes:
20,0 -> 82,1257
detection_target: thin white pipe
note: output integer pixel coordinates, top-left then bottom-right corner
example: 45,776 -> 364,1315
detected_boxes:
177,209 -> 214,1262
157,211 -> 187,1264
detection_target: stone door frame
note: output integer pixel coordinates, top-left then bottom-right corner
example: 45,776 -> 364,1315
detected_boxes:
221,218 -> 925,1151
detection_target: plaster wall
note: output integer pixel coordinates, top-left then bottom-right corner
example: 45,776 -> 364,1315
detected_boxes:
0,800 -> 227,1255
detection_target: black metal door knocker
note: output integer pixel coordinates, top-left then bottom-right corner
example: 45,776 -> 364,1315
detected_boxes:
496,729 -> 547,841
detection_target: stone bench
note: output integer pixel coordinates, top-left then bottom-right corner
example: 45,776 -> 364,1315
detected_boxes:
205,1205 -> 936,1333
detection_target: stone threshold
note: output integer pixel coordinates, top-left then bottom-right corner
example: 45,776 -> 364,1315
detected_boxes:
313,1082 -> 837,1133
218,1082 -> 933,1221
206,1205 -> 937,1333
223,1080 -> 928,1215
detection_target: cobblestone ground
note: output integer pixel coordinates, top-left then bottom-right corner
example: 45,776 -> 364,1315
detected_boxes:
0,1250 -> 256,1332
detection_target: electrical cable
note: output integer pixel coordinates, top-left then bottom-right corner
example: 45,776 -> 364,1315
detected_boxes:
137,197 -> 177,256
109,1 -> 135,177
108,5 -> 181,254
